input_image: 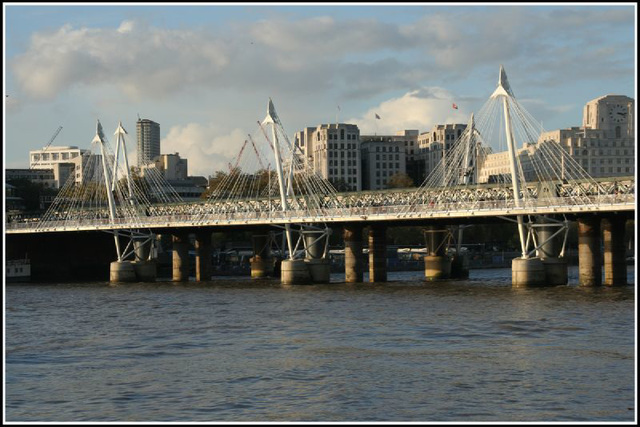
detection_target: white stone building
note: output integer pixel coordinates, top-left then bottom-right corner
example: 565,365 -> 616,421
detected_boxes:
360,135 -> 408,190
294,123 -> 361,191
537,94 -> 634,178
29,145 -> 88,187
417,124 -> 467,181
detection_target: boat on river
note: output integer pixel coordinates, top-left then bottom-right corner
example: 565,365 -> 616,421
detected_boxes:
6,256 -> 31,282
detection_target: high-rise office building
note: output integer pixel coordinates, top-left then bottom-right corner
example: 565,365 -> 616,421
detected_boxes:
137,118 -> 161,167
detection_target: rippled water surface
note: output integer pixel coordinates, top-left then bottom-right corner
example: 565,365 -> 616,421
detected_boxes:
5,267 -> 636,422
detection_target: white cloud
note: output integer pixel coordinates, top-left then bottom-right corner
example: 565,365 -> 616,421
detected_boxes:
160,123 -> 249,177
349,87 -> 469,135
5,6 -> 634,173
11,20 -> 231,101
117,20 -> 135,34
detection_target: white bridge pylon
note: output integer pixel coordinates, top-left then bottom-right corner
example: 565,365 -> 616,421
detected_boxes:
196,98 -> 341,261
259,98 -> 333,261
489,65 -> 529,257
406,65 -> 613,260
36,119 -> 177,262
94,119 -> 156,262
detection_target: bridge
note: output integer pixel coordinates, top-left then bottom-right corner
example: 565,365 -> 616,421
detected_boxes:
5,180 -> 634,232
6,66 -> 635,287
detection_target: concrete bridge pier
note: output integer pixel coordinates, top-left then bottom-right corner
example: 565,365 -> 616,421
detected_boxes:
132,236 -> 157,282
281,259 -> 312,285
512,257 -> 546,287
110,233 -> 138,283
251,231 -> 274,278
172,231 -> 191,282
110,260 -> 137,282
195,231 -> 212,282
512,216 -> 568,288
424,225 -> 451,281
578,216 -> 602,287
304,232 -> 330,283
602,216 -> 627,286
368,223 -> 387,283
536,216 -> 567,286
344,224 -> 364,283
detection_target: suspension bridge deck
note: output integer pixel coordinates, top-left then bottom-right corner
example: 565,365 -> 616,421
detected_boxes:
6,192 -> 634,234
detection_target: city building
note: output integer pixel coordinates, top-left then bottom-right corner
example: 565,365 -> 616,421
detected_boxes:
166,178 -> 206,201
360,134 -> 409,190
474,94 -> 635,183
294,123 -> 362,191
6,168 -> 59,191
395,130 -> 421,186
154,153 -> 188,181
538,94 -> 635,178
139,152 -> 204,201
293,94 -> 634,192
476,146 -> 537,184
5,183 -> 25,213
28,145 -> 88,187
417,123 -> 467,182
137,118 -> 161,167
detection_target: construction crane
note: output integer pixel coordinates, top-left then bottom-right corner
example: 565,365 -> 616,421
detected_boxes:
30,126 -> 63,169
228,139 -> 249,172
248,134 -> 267,170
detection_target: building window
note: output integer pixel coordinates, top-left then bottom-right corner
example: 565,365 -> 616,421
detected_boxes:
615,126 -> 621,138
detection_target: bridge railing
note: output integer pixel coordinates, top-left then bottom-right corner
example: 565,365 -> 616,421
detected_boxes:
6,193 -> 634,233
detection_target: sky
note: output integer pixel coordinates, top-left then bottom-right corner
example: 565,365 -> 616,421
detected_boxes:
3,2 -> 637,177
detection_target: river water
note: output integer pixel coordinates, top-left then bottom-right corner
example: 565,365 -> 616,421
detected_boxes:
5,267 -> 636,422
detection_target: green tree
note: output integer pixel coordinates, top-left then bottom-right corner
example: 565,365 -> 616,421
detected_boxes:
387,172 -> 415,189
201,170 -> 230,199
329,177 -> 350,192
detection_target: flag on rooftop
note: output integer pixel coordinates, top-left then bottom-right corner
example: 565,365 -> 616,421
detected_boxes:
452,103 -> 458,110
